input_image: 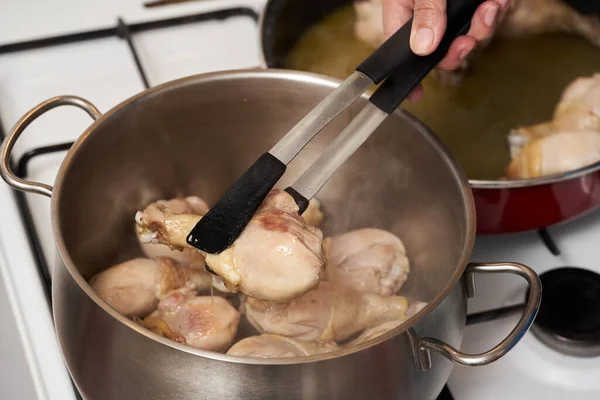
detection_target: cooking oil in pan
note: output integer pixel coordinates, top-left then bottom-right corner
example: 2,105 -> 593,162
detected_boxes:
285,5 -> 600,180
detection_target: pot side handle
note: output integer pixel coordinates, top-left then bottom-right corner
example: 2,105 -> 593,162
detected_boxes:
0,96 -> 102,197
415,262 -> 542,371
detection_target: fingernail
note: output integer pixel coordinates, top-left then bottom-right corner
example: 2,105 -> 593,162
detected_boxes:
412,28 -> 434,54
484,5 -> 499,27
497,0 -> 509,9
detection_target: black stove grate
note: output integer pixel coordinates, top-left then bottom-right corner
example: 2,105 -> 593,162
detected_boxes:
0,6 -> 564,399
0,7 -> 259,305
0,8 -> 259,400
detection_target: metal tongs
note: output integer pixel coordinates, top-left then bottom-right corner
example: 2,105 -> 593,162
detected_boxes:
188,0 -> 484,254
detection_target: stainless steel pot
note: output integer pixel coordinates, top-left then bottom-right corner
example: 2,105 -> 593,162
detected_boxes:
0,70 -> 541,400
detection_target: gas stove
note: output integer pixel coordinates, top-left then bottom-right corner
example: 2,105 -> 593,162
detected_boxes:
0,1 -> 599,399
449,210 -> 600,400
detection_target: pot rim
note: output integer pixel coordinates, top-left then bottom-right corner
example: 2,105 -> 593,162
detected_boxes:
51,68 -> 476,365
257,0 -> 600,191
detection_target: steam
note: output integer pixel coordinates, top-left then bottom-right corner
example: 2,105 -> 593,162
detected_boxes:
320,137 -> 411,236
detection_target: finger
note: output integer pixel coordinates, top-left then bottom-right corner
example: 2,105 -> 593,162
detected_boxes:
496,0 -> 511,21
466,1 -> 504,41
407,84 -> 424,102
382,0 -> 415,39
410,0 -> 447,55
437,35 -> 476,70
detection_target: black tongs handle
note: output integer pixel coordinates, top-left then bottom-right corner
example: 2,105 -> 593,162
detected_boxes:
358,0 -> 484,113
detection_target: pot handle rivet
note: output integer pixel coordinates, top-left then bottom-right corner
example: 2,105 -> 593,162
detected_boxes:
0,96 -> 102,197
414,262 -> 542,371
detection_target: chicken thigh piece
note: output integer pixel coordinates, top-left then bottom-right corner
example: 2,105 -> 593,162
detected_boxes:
227,334 -> 339,358
506,130 -> 600,179
136,196 -> 207,254
89,257 -> 208,318
346,320 -> 404,347
323,228 -> 410,296
136,189 -> 325,303
406,301 -> 428,318
142,288 -> 240,352
204,189 -> 324,302
508,73 -> 600,157
346,299 -> 427,347
243,282 -> 408,343
135,196 -> 232,293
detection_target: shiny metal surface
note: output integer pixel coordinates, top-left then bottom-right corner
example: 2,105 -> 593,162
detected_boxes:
269,71 -> 373,164
292,102 -> 388,199
0,70 -> 539,399
0,96 -> 101,197
530,324 -> 600,358
416,262 -> 542,369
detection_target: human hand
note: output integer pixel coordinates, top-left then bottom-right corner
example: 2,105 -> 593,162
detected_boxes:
382,0 -> 510,101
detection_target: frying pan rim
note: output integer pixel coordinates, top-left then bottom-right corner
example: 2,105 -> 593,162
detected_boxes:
52,68 -> 476,365
470,160 -> 600,189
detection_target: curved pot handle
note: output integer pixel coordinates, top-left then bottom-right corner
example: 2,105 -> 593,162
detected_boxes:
0,96 -> 102,198
415,262 -> 542,371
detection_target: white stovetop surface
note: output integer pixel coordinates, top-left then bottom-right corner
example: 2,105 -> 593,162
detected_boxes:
448,210 -> 600,400
1,1 -> 600,399
0,1 -> 264,399
0,0 -> 266,46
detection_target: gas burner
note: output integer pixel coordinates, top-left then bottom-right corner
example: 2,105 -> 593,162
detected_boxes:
531,267 -> 600,357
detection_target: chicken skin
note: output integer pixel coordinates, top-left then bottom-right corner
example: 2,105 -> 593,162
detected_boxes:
507,130 -> 600,179
346,300 -> 427,347
243,282 -> 408,343
509,73 -> 600,157
136,196 -> 204,251
346,320 -> 404,347
226,334 -> 338,358
505,74 -> 600,179
138,197 -> 208,269
136,189 -> 325,302
323,228 -> 410,296
406,300 -> 428,318
89,257 -> 208,318
142,288 -> 240,352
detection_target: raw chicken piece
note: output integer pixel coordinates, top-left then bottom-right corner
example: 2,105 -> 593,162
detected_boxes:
346,320 -> 404,347
136,196 -> 207,252
226,334 -> 338,358
205,189 -> 324,301
353,0 -> 600,85
136,189 -> 325,303
89,257 -> 208,318
496,0 -> 600,42
141,243 -> 207,271
509,74 -> 600,157
243,282 -> 408,343
302,198 -> 324,227
135,196 -> 231,293
406,301 -> 428,318
353,0 -> 384,49
346,300 -> 427,347
142,288 -> 240,352
506,130 -> 600,179
323,228 -> 410,296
